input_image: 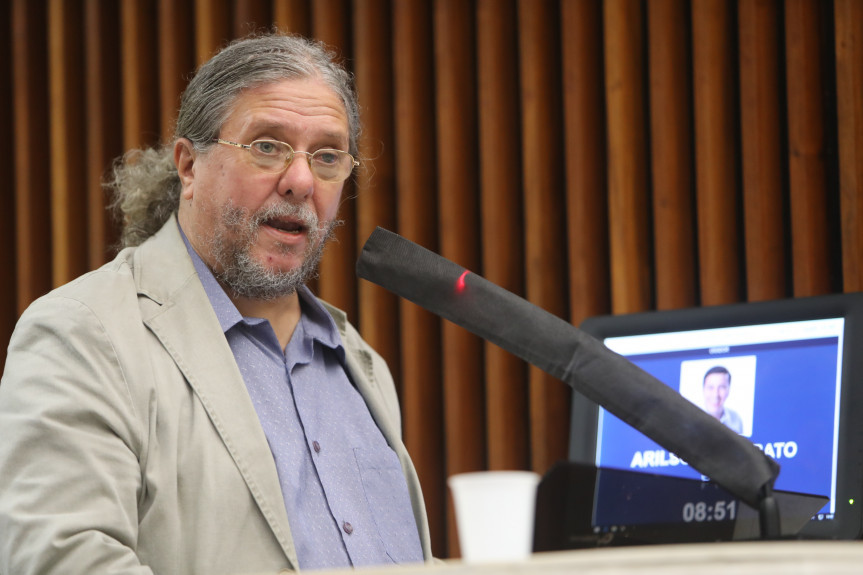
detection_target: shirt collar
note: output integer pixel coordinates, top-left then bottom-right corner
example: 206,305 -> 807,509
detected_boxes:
178,221 -> 342,351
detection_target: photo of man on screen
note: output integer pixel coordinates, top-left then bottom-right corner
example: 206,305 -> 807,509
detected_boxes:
702,365 -> 744,434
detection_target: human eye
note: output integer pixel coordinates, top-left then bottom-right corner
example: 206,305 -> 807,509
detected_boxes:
251,140 -> 284,156
313,149 -> 342,166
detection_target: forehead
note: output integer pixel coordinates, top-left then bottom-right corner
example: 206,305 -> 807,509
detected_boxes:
221,78 -> 349,141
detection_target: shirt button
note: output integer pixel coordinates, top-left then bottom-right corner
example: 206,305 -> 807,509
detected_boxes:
313,440 -> 321,453
342,521 -> 354,535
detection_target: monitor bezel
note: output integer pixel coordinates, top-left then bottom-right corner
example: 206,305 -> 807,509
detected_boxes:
568,292 -> 863,541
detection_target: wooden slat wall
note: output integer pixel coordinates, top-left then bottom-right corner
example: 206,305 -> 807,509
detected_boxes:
48,0 -> 87,286
0,0 -> 17,342
4,0 -> 862,559
274,0 -> 311,37
391,0 -> 446,554
561,0 -> 609,322
784,0 -> 833,297
158,1 -> 194,139
605,0 -> 651,315
121,0 -> 159,152
518,0 -> 570,480
195,0 -> 231,64
693,0 -> 743,306
354,0 -> 399,375
477,0 -> 529,471
84,0 -> 122,267
313,0 -> 357,317
434,0 -> 484,556
739,0 -> 786,302
647,0 -> 697,310
835,0 -> 863,293
12,0 -> 52,313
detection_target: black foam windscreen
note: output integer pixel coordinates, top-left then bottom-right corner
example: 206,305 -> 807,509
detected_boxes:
357,227 -> 780,508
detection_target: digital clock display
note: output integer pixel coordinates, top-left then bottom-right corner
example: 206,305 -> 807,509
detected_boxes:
682,500 -> 737,522
532,461 -> 831,550
593,467 -> 739,528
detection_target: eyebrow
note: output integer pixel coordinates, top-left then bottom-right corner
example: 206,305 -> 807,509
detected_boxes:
246,121 -> 348,144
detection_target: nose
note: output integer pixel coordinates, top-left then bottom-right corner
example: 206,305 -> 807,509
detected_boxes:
276,153 -> 315,199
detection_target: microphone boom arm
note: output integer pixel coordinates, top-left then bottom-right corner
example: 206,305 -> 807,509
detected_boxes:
356,227 -> 780,513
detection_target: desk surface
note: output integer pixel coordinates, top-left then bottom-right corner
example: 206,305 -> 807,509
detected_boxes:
302,540 -> 863,575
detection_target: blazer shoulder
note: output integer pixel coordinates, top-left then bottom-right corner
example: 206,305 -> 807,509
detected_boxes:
27,248 -> 139,315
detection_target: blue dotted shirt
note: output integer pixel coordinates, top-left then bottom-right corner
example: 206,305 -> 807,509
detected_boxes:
181,229 -> 423,570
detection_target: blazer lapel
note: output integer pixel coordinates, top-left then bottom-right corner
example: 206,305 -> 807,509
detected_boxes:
133,217 -> 299,569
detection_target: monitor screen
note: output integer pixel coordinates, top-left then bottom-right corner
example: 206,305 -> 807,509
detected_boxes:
569,292 -> 863,541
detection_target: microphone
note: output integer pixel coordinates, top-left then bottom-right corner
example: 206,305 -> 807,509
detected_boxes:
356,226 -> 779,510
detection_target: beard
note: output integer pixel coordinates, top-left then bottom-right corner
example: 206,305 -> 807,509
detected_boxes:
205,200 -> 340,301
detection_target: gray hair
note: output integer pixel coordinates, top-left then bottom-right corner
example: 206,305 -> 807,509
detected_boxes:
107,32 -> 360,248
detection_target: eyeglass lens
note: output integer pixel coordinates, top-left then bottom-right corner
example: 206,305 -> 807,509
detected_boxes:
248,140 -> 352,182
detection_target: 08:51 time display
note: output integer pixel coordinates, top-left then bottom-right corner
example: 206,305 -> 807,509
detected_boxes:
682,500 -> 738,522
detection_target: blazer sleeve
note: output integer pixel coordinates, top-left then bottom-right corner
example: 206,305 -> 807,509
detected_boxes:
0,295 -> 154,575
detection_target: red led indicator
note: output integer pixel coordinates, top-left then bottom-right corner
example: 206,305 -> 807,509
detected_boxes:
455,270 -> 470,293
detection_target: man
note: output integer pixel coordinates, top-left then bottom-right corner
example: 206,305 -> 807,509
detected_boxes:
0,34 -> 431,574
702,365 -> 744,434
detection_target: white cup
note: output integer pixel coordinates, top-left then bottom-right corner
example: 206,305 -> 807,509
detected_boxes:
448,470 -> 541,563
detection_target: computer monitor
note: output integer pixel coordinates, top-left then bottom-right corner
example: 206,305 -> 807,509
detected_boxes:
568,292 -> 863,541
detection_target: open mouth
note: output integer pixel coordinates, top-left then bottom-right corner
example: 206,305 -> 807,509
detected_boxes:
264,217 -> 306,234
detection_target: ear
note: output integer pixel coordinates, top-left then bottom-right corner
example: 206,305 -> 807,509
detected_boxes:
174,138 -> 197,200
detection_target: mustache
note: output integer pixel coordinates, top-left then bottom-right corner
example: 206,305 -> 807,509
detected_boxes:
260,201 -> 317,227
224,200 -> 321,234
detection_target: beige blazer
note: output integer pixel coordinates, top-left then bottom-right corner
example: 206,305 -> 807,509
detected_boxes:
0,216 -> 431,574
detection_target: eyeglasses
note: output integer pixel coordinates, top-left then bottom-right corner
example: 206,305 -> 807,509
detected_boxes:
213,138 -> 359,183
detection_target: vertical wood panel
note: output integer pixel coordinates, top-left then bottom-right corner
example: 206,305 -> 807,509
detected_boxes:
392,0 -> 445,556
477,0 -> 529,473
0,0 -> 18,356
13,0 -> 52,311
85,0 -> 122,268
604,0 -> 651,314
517,0 -> 570,474
434,0 -> 484,557
738,0 -> 786,301
834,0 -> 863,293
785,0 -> 832,297
158,0 -> 194,140
562,0 -> 609,323
313,0 -> 351,49
354,0 -> 400,384
434,0 -> 483,465
49,0 -> 88,286
121,0 -> 160,150
647,0 -> 696,310
313,0 -> 357,321
273,0 -> 311,37
692,0 -> 742,305
560,0 -> 609,453
233,0 -> 270,36
195,0 -> 231,64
